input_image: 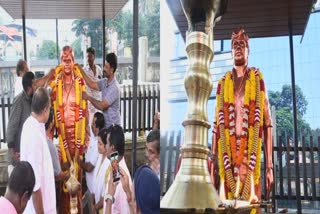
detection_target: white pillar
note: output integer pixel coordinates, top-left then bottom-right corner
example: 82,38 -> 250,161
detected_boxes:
138,36 -> 148,82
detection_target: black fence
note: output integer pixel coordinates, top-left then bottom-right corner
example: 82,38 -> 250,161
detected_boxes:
161,130 -> 320,212
120,83 -> 160,133
0,83 -> 160,146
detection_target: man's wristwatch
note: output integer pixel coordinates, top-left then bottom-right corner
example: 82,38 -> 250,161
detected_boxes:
105,194 -> 115,204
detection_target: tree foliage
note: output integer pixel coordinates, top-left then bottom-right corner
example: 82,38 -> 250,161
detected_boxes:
138,0 -> 160,56
71,19 -> 103,58
71,38 -> 82,59
268,84 -> 310,139
71,0 -> 160,57
37,40 -> 58,60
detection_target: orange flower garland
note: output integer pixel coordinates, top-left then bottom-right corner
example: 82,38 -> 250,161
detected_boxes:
216,68 -> 265,200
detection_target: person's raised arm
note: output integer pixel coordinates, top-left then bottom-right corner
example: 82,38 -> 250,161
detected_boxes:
33,68 -> 55,90
263,84 -> 274,199
82,91 -> 110,111
75,64 -> 99,91
119,168 -> 135,214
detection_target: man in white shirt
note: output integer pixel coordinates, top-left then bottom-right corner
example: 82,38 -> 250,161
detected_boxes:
83,47 -> 103,123
20,87 -> 56,214
80,111 -> 105,194
14,59 -> 29,97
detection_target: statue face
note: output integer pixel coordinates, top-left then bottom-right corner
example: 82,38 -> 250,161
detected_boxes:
232,39 -> 249,66
61,54 -> 74,75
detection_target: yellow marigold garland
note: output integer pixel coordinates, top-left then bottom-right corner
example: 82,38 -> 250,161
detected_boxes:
216,68 -> 265,200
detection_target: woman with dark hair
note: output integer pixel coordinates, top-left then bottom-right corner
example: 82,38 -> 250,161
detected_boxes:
91,128 -> 110,213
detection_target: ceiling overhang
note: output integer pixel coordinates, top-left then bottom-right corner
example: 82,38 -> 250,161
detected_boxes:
0,0 -> 128,19
167,0 -> 315,40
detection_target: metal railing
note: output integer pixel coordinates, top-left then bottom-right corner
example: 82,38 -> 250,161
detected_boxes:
160,130 -> 320,212
0,83 -> 160,146
120,83 -> 160,133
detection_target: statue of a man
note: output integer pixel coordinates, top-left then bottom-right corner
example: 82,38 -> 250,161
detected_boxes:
50,46 -> 87,213
211,27 -> 274,203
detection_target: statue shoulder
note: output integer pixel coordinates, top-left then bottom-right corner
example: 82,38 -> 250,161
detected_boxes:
248,67 -> 263,75
218,71 -> 231,82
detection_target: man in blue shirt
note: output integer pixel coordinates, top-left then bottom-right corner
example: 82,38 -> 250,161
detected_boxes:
79,53 -> 120,128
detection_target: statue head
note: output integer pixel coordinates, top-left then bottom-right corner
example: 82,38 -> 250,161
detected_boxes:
231,27 -> 249,67
60,46 -> 75,76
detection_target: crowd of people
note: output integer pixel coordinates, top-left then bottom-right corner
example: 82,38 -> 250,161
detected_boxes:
1,46 -> 160,214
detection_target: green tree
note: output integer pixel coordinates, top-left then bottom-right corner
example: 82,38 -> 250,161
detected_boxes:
107,10 -> 133,49
71,0 -> 160,57
71,19 -> 103,58
37,40 -> 58,60
268,84 -> 310,141
71,38 -> 82,59
139,0 -> 160,56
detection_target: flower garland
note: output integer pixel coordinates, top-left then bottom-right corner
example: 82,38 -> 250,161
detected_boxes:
50,65 -> 87,183
216,68 -> 265,200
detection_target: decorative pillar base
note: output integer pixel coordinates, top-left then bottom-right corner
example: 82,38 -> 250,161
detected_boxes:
161,31 -> 220,210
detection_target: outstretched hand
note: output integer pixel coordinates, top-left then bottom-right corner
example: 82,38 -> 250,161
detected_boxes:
107,168 -> 119,196
265,168 -> 274,199
119,167 -> 132,202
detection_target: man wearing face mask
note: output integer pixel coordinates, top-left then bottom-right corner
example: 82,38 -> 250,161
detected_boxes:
83,47 -> 103,123
211,27 -> 274,203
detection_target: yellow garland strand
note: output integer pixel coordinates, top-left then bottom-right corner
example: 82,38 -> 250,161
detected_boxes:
75,78 -> 80,145
216,84 -> 225,182
217,79 -> 236,194
242,70 -> 265,200
254,71 -> 265,184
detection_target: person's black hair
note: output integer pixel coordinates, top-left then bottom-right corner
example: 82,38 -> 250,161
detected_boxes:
94,112 -> 105,130
106,124 -> 125,156
86,47 -> 95,56
106,53 -> 117,73
31,87 -> 50,114
16,59 -> 27,76
147,129 -> 160,154
22,71 -> 35,92
8,161 -> 35,198
45,108 -> 54,130
98,128 -> 108,145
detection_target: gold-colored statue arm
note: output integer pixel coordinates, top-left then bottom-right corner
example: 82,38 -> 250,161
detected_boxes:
264,125 -> 273,199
